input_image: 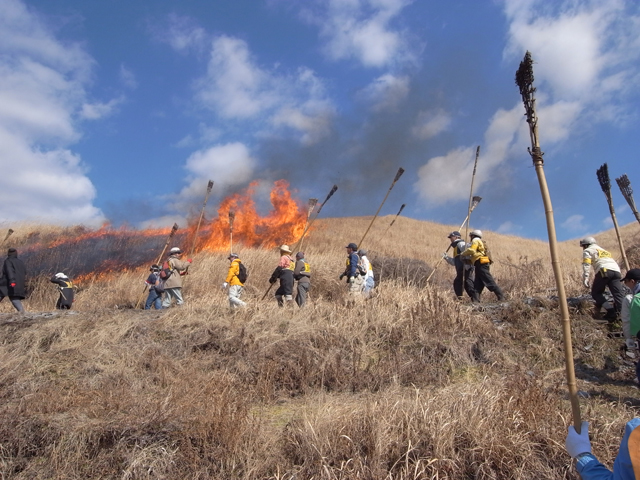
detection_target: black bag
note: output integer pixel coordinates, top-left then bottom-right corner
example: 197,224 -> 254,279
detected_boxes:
237,262 -> 248,284
154,280 -> 165,294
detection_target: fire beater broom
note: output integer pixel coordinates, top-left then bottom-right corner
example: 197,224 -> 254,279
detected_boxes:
357,167 -> 405,250
189,180 -> 214,257
465,146 -> 481,241
135,223 -> 179,309
597,164 -> 629,270
516,51 -> 582,433
425,196 -> 482,284
616,174 -> 640,226
1,228 -> 14,246
228,211 -> 235,255
263,187 -> 337,301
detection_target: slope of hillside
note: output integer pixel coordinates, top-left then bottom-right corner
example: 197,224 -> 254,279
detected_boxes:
0,217 -> 638,479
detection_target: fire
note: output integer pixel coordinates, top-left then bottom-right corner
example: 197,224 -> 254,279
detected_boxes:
197,180 -> 307,251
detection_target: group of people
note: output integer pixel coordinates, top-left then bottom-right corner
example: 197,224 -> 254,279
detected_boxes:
143,247 -> 192,310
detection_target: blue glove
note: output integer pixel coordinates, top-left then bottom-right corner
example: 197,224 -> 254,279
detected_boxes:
565,421 -> 591,458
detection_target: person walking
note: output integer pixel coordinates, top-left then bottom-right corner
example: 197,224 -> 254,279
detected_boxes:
442,231 -> 476,300
566,418 -> 640,479
161,247 -> 192,308
144,264 -> 163,310
580,236 -> 624,321
461,230 -> 504,302
223,253 -> 247,308
269,245 -> 294,306
621,269 -> 640,375
340,243 -> 364,294
358,249 -> 375,297
0,248 -> 26,312
293,251 -> 311,307
50,272 -> 74,310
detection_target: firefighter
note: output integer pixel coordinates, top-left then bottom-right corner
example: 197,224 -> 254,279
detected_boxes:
580,236 -> 624,321
461,230 -> 505,302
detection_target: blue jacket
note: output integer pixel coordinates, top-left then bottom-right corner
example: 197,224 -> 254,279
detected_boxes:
346,252 -> 359,278
577,418 -> 640,479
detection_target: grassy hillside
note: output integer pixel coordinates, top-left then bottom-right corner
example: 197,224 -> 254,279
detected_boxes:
0,217 -> 638,479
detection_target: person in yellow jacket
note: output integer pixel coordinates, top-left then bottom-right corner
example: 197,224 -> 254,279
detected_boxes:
580,236 -> 623,321
223,253 -> 246,308
461,230 -> 505,303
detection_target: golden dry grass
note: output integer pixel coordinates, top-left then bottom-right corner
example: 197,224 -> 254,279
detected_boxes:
0,217 -> 638,479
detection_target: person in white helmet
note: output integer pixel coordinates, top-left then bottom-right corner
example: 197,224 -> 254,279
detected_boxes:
580,236 -> 623,321
161,247 -> 192,308
443,231 -> 476,301
461,230 -> 505,302
50,272 -> 74,309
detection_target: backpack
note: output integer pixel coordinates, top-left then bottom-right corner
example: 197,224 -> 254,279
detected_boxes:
630,293 -> 640,338
357,256 -> 367,276
481,240 -> 493,265
237,262 -> 248,284
159,260 -> 173,280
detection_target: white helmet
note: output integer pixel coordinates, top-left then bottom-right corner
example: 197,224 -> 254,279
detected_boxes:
580,237 -> 596,247
470,229 -> 482,239
54,272 -> 67,279
170,247 -> 182,254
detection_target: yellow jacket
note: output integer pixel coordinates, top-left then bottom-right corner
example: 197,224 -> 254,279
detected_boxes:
225,258 -> 244,286
461,237 -> 491,265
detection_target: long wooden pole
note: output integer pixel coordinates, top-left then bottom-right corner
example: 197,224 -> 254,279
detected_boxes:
189,180 -> 214,257
465,146 -> 480,241
380,203 -> 406,240
292,186 -> 337,254
229,211 -> 235,255
135,223 -> 179,309
597,164 -> 629,270
616,174 -> 640,226
516,51 -> 581,432
298,198 -> 318,252
425,196 -> 482,283
358,168 -> 404,250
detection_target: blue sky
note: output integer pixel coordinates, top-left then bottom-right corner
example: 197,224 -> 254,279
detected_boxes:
1,0 -> 639,241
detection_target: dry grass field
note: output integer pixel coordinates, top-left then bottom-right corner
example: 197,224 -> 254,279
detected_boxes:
0,217 -> 638,479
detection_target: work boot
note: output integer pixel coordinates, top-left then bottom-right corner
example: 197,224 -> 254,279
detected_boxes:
604,308 -> 618,321
494,287 -> 505,302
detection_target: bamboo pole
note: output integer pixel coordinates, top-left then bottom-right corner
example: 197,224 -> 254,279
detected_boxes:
189,181 -> 213,257
229,211 -> 235,255
292,185 -> 338,254
597,164 -> 629,270
616,174 -> 640,226
1,228 -> 14,247
465,146 -> 480,241
516,51 -> 582,432
135,223 -> 179,309
380,203 -> 406,240
357,167 -> 404,250
297,198 -> 318,252
425,196 -> 482,283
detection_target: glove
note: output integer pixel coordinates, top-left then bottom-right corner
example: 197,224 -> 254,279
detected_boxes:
442,252 -> 449,259
565,421 -> 591,458
583,278 -> 590,289
339,273 -> 345,280
222,282 -> 228,289
10,283 -> 15,288
269,278 -> 276,284
626,338 -> 637,350
348,276 -> 355,283
187,259 -> 192,263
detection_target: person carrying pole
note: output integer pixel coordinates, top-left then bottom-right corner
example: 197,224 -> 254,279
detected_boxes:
269,245 -> 295,307
460,230 -> 504,303
339,243 -> 364,295
442,231 -> 476,301
580,236 -> 624,322
50,272 -> 75,310
293,251 -> 311,307
223,253 -> 246,309
143,265 -> 163,310
161,247 -> 192,308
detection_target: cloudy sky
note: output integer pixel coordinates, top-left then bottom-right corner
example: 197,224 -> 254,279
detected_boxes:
1,0 -> 639,241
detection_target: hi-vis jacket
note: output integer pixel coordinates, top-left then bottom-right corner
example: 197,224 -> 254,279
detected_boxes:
225,258 -> 244,286
582,244 -> 620,279
461,238 -> 490,265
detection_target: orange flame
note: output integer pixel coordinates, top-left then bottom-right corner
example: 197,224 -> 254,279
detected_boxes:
198,180 -> 306,251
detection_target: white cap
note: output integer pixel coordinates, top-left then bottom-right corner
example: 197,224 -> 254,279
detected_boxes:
55,272 -> 67,279
170,247 -> 182,254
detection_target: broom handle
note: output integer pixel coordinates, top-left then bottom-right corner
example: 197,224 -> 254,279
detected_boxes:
465,146 -> 480,241
189,181 -> 214,257
425,212 -> 473,283
606,200 -> 630,271
358,168 -> 404,249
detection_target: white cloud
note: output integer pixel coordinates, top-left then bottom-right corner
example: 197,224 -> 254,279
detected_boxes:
0,0 -> 104,226
162,13 -> 208,54
562,214 -> 588,233
496,221 -> 523,235
119,64 -> 137,89
358,74 -> 410,112
306,0 -> 415,68
194,36 -> 335,144
80,96 -> 124,120
412,109 -> 452,140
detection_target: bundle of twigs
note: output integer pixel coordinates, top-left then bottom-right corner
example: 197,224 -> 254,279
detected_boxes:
515,51 -> 582,432
616,174 -> 640,225
597,164 -> 629,269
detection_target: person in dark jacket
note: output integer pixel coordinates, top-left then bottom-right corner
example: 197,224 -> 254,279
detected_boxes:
293,251 -> 311,307
443,231 -> 476,300
50,272 -> 74,310
0,248 -> 26,312
269,244 -> 294,306
144,264 -> 162,310
340,243 -> 364,294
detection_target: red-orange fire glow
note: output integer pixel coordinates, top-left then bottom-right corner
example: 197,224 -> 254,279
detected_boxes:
198,180 -> 306,252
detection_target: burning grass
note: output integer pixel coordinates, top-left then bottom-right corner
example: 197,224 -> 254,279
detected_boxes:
0,218 -> 638,478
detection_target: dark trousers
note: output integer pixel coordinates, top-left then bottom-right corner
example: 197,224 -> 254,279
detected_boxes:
454,263 -> 476,299
296,282 -> 310,307
591,269 -> 624,313
473,262 -> 504,301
